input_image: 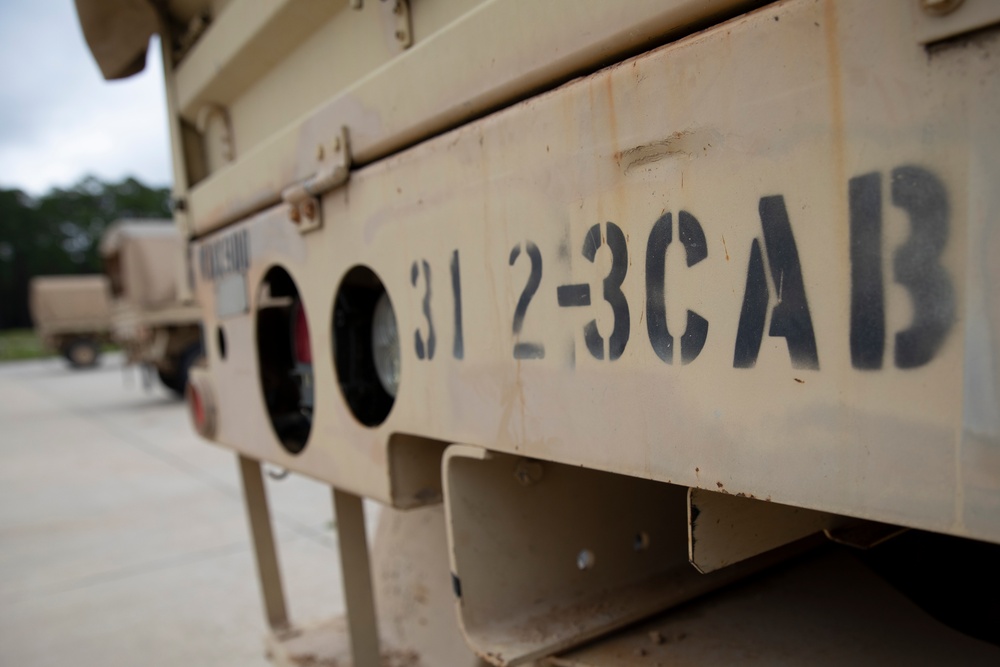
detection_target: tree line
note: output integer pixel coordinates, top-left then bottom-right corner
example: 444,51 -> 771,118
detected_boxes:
0,176 -> 171,329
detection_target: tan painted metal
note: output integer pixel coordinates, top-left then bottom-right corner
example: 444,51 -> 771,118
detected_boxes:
331,488 -> 380,667
442,447 -> 802,664
239,455 -> 290,632
914,0 -> 1000,43
178,0 -> 763,234
99,219 -> 202,370
28,275 -> 112,339
190,0 -> 999,545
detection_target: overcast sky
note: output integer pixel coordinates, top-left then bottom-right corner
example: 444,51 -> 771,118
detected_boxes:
0,0 -> 171,196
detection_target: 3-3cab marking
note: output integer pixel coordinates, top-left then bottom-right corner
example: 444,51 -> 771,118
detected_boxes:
190,0 -> 998,547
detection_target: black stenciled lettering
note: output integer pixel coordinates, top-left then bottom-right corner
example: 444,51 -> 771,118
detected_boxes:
733,196 -> 818,369
733,239 -> 769,368
849,172 -> 885,369
645,212 -> 674,362
760,196 -> 819,369
891,165 -> 954,368
411,260 -> 435,360
678,212 -> 709,364
582,222 -> 630,361
509,242 -> 544,359
645,211 -> 709,365
450,249 -> 464,360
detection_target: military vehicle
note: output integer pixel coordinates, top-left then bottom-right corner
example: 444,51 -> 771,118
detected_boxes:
28,274 -> 112,368
99,219 -> 202,394
77,1 -> 1000,665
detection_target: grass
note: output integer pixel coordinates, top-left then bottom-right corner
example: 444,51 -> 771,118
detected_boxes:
0,329 -> 54,362
0,329 -> 118,363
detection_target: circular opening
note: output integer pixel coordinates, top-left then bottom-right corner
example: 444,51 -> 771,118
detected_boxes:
256,266 -> 313,454
332,266 -> 397,427
217,326 -> 227,360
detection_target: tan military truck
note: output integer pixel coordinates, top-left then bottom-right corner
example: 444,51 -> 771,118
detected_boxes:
99,219 -> 202,395
78,1 -> 1000,665
28,274 -> 112,368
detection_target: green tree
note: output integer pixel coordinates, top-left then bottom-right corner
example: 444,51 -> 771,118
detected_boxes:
0,176 -> 171,329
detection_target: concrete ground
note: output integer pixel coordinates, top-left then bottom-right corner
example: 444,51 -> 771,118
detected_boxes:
0,354 -> 354,666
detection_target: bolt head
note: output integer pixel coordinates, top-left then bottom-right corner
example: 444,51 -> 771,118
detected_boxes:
513,459 -> 544,486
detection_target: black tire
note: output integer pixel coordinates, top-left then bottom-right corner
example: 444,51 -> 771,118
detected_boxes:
158,342 -> 203,397
64,339 -> 101,369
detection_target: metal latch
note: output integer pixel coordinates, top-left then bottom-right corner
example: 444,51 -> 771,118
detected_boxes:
282,126 -> 351,234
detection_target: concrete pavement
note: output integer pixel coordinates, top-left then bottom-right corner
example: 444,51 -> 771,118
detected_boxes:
0,354 -> 354,666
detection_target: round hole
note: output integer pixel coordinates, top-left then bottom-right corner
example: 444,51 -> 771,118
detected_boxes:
217,326 -> 227,360
577,549 -> 596,571
256,266 -> 312,454
332,266 -> 397,427
633,531 -> 650,551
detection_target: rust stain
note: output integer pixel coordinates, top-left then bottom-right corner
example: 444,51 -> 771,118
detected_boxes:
824,0 -> 847,204
721,235 -> 729,261
794,377 -> 805,384
716,481 -> 724,489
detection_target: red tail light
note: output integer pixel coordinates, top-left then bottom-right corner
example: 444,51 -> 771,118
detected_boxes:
293,300 -> 312,364
187,383 -> 206,431
185,373 -> 216,439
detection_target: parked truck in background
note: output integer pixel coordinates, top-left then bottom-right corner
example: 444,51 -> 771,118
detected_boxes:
77,1 -> 1000,665
28,274 -> 112,368
99,219 -> 202,395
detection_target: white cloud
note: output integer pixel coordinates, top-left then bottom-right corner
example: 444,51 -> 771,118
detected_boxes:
0,0 -> 171,195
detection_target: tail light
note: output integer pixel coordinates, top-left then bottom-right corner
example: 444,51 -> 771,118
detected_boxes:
186,369 -> 217,439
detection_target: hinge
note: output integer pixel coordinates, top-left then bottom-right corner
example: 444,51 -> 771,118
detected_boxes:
282,126 -> 351,235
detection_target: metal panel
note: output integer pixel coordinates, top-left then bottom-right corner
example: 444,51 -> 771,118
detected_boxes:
913,0 -> 1000,44
190,0 -> 1000,545
688,488 -> 837,573
442,447 -> 798,665
183,0 -> 764,234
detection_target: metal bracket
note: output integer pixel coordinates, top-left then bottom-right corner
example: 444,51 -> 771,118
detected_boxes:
282,126 -> 351,235
380,0 -> 412,51
348,1 -> 412,51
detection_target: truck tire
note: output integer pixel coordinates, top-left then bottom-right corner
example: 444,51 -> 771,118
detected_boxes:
158,342 -> 203,397
64,339 -> 101,369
